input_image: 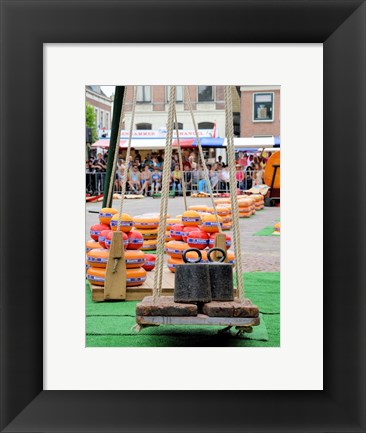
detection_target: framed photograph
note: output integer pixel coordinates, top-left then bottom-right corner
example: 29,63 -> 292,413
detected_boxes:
1,1 -> 365,432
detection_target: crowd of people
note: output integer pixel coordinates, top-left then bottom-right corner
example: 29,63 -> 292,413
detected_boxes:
86,149 -> 271,196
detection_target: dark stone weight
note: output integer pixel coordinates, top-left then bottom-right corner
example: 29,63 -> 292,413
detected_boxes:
136,296 -> 198,316
174,263 -> 211,303
208,263 -> 234,301
202,298 -> 259,318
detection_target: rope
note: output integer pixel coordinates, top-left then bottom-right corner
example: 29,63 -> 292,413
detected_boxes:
117,86 -> 137,231
106,88 -> 127,206
185,86 -> 222,233
224,86 -> 244,300
152,86 -> 176,301
174,108 -> 188,211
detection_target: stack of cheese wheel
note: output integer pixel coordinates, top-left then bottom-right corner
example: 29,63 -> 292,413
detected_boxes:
207,205 -> 232,230
238,197 -> 254,218
273,222 -> 280,235
214,198 -> 231,206
133,214 -> 160,251
252,194 -> 264,210
181,210 -> 201,227
166,218 -> 181,242
86,247 -> 147,287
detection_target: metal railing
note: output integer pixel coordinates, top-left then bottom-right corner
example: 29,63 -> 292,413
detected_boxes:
86,169 -> 264,196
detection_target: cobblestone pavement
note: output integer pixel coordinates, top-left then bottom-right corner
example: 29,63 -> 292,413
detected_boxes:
86,196 -> 280,272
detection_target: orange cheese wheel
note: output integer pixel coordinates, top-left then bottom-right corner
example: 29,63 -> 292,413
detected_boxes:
110,213 -> 133,232
99,207 -> 118,225
124,250 -> 146,268
138,228 -> 158,240
188,205 -> 208,212
86,240 -> 102,252
182,210 -> 201,226
227,250 -> 235,264
126,268 -> 147,286
86,248 -> 109,268
214,198 -> 231,205
166,218 -> 181,229
167,257 -> 184,273
200,214 -> 223,233
87,267 -> 106,286
141,239 -> 157,251
222,224 -> 232,231
164,240 -> 189,258
274,222 -> 281,232
133,215 -> 160,229
165,231 -> 173,242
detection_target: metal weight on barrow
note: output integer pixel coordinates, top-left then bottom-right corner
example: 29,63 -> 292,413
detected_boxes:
207,247 -> 234,301
174,248 -> 211,303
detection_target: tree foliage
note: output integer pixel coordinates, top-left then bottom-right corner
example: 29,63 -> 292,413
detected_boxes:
86,104 -> 98,143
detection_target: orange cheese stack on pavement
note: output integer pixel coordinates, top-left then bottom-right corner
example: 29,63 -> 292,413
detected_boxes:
86,248 -> 109,268
165,240 -> 189,258
126,268 -> 147,287
273,222 -> 280,235
181,210 -> 201,226
98,207 -> 118,225
110,213 -> 133,232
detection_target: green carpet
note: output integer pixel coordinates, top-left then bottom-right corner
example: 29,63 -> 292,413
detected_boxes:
253,226 -> 279,236
86,272 -> 280,347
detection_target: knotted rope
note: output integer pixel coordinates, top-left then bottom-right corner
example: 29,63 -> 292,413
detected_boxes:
224,86 -> 244,300
152,86 -> 176,301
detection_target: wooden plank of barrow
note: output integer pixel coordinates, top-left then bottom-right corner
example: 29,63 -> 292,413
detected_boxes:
90,265 -> 176,302
136,314 -> 260,327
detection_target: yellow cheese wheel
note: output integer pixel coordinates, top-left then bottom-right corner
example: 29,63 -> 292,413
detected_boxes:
110,213 -> 133,232
167,257 -> 184,273
181,210 -> 201,226
138,228 -> 158,240
99,207 -> 118,225
188,205 -> 208,212
126,268 -> 147,287
164,240 -> 189,258
141,239 -> 157,251
200,214 -> 223,233
86,248 -> 109,268
133,214 -> 160,229
86,240 -> 102,252
124,250 -> 146,269
86,267 -> 106,286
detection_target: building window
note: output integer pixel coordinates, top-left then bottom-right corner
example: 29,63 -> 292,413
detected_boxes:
253,93 -> 274,121
136,123 -> 152,130
100,111 -> 104,128
173,122 -> 183,130
136,86 -> 151,102
198,86 -> 213,102
198,122 -> 214,129
106,113 -> 109,129
166,86 -> 183,102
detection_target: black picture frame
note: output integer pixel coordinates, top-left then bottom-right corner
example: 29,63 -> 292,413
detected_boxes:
1,1 -> 365,431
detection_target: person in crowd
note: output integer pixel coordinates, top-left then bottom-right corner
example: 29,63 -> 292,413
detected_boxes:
115,159 -> 126,191
128,165 -> 141,193
183,164 -> 192,194
235,164 -> 245,191
210,164 -> 219,191
134,150 -> 142,164
246,154 -> 254,168
151,167 -> 162,195
253,163 -> 264,186
245,163 -> 255,190
216,155 -> 223,165
171,164 -> 182,194
143,153 -> 152,168
91,153 -> 107,194
188,155 -> 197,170
198,165 -> 207,193
157,155 -> 164,171
191,165 -> 199,191
221,165 -> 230,191
139,164 -> 152,196
238,151 -> 248,168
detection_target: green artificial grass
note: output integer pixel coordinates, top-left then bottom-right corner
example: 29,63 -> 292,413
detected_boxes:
86,272 -> 280,347
253,226 -> 279,236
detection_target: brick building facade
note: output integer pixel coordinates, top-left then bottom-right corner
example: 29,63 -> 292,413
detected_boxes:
86,85 -> 113,130
240,86 -> 280,138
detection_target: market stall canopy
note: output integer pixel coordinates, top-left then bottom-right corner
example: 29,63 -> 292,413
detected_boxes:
91,139 -> 167,150
228,137 -> 280,148
172,137 -> 225,148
